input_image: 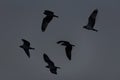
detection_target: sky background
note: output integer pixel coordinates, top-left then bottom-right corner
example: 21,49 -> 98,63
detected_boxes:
0,0 -> 120,80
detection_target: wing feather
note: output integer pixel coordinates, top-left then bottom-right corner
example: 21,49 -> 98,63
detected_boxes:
57,40 -> 69,44
24,48 -> 30,58
88,9 -> 98,28
65,46 -> 72,60
43,53 -> 54,66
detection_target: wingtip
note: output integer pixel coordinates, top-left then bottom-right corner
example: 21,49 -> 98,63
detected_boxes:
21,39 -> 24,41
43,53 -> 47,56
56,41 -> 60,44
68,57 -> 71,60
68,58 -> 71,60
42,29 -> 45,32
94,9 -> 98,13
27,55 -> 30,58
43,53 -> 45,55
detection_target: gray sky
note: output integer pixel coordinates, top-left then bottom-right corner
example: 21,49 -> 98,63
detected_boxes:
0,0 -> 120,80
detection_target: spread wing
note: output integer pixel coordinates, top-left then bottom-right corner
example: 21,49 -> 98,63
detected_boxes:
41,16 -> 49,32
43,53 -> 54,66
22,39 -> 30,47
41,16 -> 53,32
65,46 -> 72,60
23,48 -> 30,58
88,9 -> 98,28
57,40 -> 69,44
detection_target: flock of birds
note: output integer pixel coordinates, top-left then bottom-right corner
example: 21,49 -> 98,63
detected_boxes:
19,9 -> 99,75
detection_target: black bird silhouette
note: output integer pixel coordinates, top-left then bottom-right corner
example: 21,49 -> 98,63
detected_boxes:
57,40 -> 75,60
83,9 -> 98,32
19,39 -> 35,58
41,10 -> 58,32
43,53 -> 60,75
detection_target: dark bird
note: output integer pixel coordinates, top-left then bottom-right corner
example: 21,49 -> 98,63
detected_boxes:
57,40 -> 75,60
19,39 -> 35,58
83,9 -> 98,32
41,10 -> 58,32
43,53 -> 60,75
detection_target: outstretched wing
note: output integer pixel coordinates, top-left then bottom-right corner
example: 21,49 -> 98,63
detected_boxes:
41,17 -> 49,32
22,39 -> 30,46
65,46 -> 72,60
88,9 -> 98,28
57,40 -> 69,44
43,53 -> 54,66
23,48 -> 30,58
41,16 -> 53,32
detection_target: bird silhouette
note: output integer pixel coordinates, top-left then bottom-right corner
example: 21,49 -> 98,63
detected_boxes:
83,9 -> 98,32
43,53 -> 60,75
57,40 -> 75,60
41,10 -> 58,32
19,39 -> 35,58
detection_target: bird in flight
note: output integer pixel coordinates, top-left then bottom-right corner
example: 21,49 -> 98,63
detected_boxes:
83,9 -> 98,32
57,40 -> 75,60
41,10 -> 58,32
19,39 -> 35,58
43,53 -> 60,75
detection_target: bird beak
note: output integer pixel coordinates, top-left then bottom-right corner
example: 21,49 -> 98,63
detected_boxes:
72,44 -> 75,47
54,15 -> 58,18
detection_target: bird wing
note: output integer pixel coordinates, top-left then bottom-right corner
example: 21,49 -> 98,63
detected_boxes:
41,17 -> 49,32
43,53 -> 54,66
23,48 -> 30,58
88,9 -> 98,28
65,46 -> 72,60
22,39 -> 30,47
57,40 -> 69,44
41,16 -> 53,32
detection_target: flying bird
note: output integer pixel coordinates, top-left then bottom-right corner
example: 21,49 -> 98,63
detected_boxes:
19,39 -> 35,58
57,40 -> 75,60
83,9 -> 98,32
43,53 -> 60,75
41,10 -> 58,32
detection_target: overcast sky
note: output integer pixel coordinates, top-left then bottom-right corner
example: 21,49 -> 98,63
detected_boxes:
0,0 -> 120,80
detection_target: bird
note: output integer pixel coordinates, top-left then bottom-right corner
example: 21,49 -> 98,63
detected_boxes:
83,9 -> 98,32
19,39 -> 35,58
41,10 -> 58,32
43,53 -> 60,75
57,40 -> 75,60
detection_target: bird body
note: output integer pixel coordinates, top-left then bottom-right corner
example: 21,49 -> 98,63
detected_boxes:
20,39 -> 34,58
57,40 -> 75,60
41,10 -> 58,32
83,9 -> 98,32
43,53 -> 60,75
